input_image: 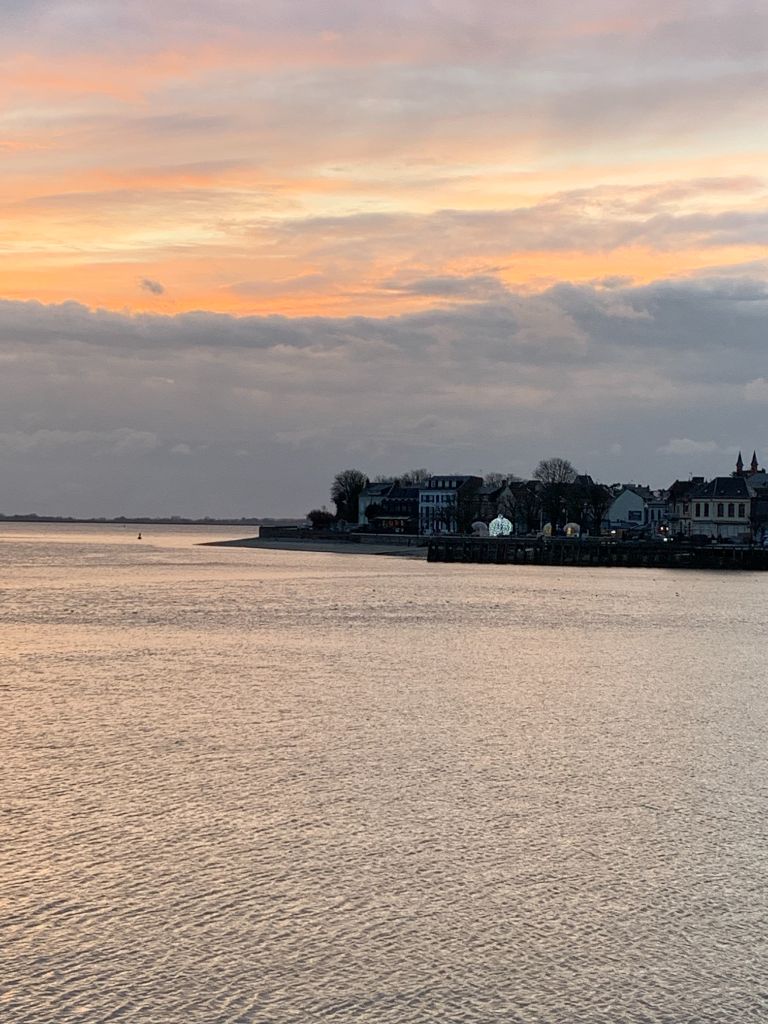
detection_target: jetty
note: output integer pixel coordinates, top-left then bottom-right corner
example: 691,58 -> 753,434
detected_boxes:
427,536 -> 768,570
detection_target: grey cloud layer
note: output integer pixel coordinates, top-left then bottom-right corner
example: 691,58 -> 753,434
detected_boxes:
1,276 -> 766,515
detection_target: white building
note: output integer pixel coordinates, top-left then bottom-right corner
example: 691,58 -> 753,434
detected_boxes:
605,486 -> 648,532
688,477 -> 752,541
418,475 -> 482,534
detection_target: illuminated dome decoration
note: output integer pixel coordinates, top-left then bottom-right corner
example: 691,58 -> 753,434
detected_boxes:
489,514 -> 512,537
564,522 -> 581,537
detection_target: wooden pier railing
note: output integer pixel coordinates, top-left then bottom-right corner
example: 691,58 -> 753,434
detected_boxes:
426,536 -> 768,571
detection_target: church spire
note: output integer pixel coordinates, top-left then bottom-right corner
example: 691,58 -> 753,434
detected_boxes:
751,450 -> 759,474
736,451 -> 744,475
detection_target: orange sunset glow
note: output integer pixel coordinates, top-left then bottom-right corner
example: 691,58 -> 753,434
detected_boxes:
3,2 -> 767,317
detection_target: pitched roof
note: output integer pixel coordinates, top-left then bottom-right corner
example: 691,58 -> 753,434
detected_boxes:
386,485 -> 419,500
692,476 -> 751,499
667,479 -> 699,502
360,481 -> 394,498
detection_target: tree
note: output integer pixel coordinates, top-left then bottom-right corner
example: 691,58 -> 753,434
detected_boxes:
533,457 -> 578,486
399,468 -> 431,487
533,457 -> 577,532
582,482 -> 612,535
364,502 -> 384,522
330,469 -> 368,522
307,508 -> 335,530
483,472 -> 520,488
516,483 -> 543,533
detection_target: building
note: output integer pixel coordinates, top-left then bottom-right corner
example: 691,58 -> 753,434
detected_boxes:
666,478 -> 702,536
357,480 -> 419,532
734,450 -> 761,479
418,475 -> 482,534
605,486 -> 649,532
687,477 -> 752,541
357,481 -> 395,525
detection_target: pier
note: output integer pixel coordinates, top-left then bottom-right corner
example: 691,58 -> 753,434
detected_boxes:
427,536 -> 768,570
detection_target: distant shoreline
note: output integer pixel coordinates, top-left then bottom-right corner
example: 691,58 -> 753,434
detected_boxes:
0,517 -> 304,527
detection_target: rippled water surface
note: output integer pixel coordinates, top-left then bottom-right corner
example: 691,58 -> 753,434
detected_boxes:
3,524 -> 767,1023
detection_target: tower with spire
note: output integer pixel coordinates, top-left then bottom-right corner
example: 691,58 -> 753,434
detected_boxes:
734,450 -> 761,478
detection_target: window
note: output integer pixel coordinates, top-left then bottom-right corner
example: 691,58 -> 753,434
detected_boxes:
695,503 -> 700,517
739,503 -> 745,518
628,510 -> 642,521
728,503 -> 734,517
703,503 -> 709,517
718,503 -> 724,517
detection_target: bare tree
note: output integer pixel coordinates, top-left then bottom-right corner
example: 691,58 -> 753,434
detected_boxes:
533,458 -> 577,532
400,468 -> 431,487
533,458 -> 578,486
331,469 -> 369,522
483,472 -> 520,488
582,482 -> 612,534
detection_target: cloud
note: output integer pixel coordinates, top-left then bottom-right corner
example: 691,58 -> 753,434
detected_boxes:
380,274 -> 509,300
657,439 -> 722,456
140,278 -> 165,295
0,428 -> 160,455
745,378 -> 768,402
0,274 -> 767,515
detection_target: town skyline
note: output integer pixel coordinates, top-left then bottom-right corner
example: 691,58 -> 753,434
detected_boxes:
2,2 -> 767,517
1,448 -> 763,523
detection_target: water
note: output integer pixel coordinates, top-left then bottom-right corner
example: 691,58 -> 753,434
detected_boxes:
2,524 -> 767,1023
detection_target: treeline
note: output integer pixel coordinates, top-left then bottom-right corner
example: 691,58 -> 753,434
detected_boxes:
308,460 -> 615,534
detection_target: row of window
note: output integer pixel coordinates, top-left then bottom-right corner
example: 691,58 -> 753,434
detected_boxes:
421,493 -> 454,503
693,502 -> 746,518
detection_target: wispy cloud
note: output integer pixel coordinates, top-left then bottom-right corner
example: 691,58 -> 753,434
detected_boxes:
140,278 -> 165,295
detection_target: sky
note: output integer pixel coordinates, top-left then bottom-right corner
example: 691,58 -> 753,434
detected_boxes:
2,0 -> 767,517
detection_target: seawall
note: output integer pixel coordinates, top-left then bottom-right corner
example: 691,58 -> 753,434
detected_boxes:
427,536 -> 768,570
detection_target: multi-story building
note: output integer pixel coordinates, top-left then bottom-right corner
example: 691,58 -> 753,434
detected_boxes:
357,480 -> 419,532
418,475 -> 482,534
688,477 -> 752,541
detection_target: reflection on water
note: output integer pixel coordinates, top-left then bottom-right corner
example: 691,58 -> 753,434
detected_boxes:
2,525 -> 767,1023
